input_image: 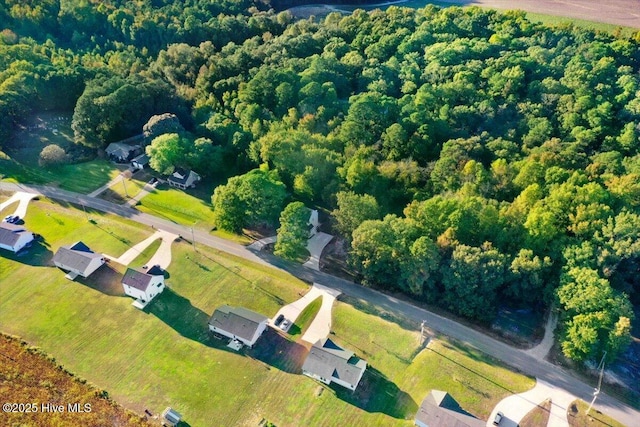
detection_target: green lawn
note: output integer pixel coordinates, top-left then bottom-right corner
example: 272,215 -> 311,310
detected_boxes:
137,184 -> 216,231
288,296 -> 322,338
128,239 -> 162,269
1,112 -> 124,194
567,400 -> 627,427
99,173 -> 149,204
1,200 -> 537,427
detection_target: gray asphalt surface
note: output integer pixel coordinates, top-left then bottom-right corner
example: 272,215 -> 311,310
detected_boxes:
1,181 -> 638,426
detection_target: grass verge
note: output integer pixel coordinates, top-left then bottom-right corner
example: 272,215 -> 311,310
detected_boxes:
288,296 -> 322,337
520,398 -> 552,427
567,400 -> 627,427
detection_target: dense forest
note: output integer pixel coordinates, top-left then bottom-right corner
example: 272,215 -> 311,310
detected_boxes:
2,0 -> 640,364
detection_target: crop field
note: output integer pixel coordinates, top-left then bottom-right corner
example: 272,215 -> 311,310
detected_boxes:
0,200 -> 535,427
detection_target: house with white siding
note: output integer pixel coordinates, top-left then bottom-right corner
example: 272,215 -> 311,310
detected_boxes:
302,338 -> 367,391
0,223 -> 34,253
122,265 -> 165,308
208,305 -> 268,348
52,241 -> 105,280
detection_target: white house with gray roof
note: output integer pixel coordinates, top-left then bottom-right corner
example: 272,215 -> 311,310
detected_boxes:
0,223 -> 34,253
208,305 -> 268,347
302,338 -> 367,391
167,168 -> 200,190
122,265 -> 165,308
52,241 -> 105,279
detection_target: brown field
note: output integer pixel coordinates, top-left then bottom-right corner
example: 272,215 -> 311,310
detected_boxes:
0,333 -> 150,427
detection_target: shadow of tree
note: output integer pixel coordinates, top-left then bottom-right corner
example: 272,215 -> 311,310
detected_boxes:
247,328 -> 310,374
332,366 -> 418,419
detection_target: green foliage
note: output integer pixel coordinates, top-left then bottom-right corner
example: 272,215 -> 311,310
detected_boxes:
333,191 -> 380,237
274,201 -> 309,260
38,144 -> 67,167
212,167 -> 287,232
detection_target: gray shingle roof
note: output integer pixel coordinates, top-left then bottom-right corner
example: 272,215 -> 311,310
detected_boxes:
415,390 -> 485,427
52,241 -> 102,273
122,265 -> 164,291
167,168 -> 199,186
105,143 -> 140,159
302,338 -> 367,387
0,223 -> 30,247
208,305 -> 268,341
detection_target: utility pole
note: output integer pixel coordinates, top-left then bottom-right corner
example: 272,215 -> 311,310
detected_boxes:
81,203 -> 88,220
191,222 -> 197,252
121,174 -> 129,198
586,351 -> 607,416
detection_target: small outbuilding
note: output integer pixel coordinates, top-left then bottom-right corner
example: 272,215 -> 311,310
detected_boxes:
208,305 -> 268,348
161,407 -> 182,427
131,153 -> 149,170
302,338 -> 367,391
122,265 -> 165,309
414,390 -> 485,427
167,168 -> 200,190
105,143 -> 141,163
0,222 -> 34,253
52,241 -> 105,279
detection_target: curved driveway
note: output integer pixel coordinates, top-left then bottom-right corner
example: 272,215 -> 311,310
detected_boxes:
0,181 -> 637,427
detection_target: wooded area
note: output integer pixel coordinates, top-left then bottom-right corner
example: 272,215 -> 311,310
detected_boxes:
2,0 -> 639,364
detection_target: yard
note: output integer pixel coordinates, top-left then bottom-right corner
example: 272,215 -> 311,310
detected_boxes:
0,200 -> 536,427
1,112 -> 124,194
136,184 -> 216,231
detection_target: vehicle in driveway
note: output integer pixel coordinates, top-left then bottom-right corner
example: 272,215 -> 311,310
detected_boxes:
3,215 -> 18,223
493,411 -> 503,425
274,314 -> 284,326
280,319 -> 289,331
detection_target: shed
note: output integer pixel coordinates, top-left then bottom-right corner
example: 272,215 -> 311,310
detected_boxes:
162,407 -> 182,427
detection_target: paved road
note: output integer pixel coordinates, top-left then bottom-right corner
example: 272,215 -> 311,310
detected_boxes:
1,181 -> 638,426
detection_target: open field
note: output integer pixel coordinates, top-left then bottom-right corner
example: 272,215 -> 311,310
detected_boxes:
0,200 -> 536,427
0,333 -> 150,427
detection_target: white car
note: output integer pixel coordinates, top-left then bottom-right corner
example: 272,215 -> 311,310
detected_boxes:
280,319 -> 290,331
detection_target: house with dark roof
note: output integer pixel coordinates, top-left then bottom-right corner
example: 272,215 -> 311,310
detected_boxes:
208,305 -> 268,347
52,241 -> 105,279
105,143 -> 141,163
167,168 -> 200,190
122,265 -> 165,308
0,223 -> 34,253
302,338 -> 367,391
414,390 -> 485,427
161,407 -> 182,427
131,153 -> 149,170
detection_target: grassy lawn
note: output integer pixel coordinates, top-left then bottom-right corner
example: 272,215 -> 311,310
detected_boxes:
99,172 -> 149,204
520,398 -> 551,427
567,400 -> 627,427
128,239 -> 162,269
288,296 -> 322,338
1,112 -> 124,194
1,200 -> 537,427
137,184 -> 216,231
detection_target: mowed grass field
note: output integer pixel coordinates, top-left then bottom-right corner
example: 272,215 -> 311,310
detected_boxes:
137,184 -> 216,231
0,199 -> 535,426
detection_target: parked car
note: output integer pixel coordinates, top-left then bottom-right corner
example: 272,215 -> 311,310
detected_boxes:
3,215 -> 18,223
280,319 -> 290,331
493,411 -> 504,425
274,314 -> 285,326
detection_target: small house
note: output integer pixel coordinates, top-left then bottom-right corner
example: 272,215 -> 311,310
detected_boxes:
302,338 -> 367,391
414,390 -> 485,427
167,168 -> 200,190
52,241 -> 105,279
122,265 -> 165,308
105,143 -> 141,163
161,407 -> 182,427
131,153 -> 149,170
0,223 -> 34,253
208,305 -> 268,348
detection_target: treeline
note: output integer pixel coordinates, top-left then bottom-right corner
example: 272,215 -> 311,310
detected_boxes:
2,2 -> 639,363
